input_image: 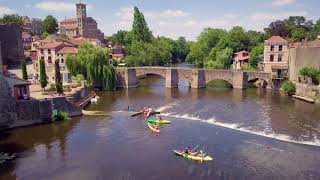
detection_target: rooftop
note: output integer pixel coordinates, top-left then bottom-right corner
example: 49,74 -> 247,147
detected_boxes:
57,47 -> 78,54
61,18 -> 77,23
266,36 -> 288,44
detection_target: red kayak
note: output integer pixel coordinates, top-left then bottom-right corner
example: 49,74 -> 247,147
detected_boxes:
147,122 -> 160,133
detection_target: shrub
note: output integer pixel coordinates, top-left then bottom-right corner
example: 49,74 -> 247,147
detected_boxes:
241,65 -> 257,71
52,111 -> 70,121
281,80 -> 296,95
75,74 -> 84,86
299,67 -> 320,84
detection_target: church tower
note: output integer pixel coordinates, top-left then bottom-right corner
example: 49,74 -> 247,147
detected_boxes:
76,2 -> 87,36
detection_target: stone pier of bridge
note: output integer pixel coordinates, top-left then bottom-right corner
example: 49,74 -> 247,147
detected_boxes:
116,67 -> 271,90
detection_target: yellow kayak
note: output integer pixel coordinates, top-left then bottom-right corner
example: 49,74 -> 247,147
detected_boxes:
173,150 -> 213,161
147,119 -> 171,124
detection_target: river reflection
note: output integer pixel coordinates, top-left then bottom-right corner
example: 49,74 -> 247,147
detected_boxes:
1,75 -> 320,180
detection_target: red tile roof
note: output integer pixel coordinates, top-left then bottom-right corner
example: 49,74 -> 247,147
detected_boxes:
234,50 -> 249,54
63,25 -> 78,30
57,47 -> 78,54
266,36 -> 288,44
39,42 -> 64,49
61,18 -> 77,23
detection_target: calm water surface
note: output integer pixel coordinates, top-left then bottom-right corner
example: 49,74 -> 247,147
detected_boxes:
1,75 -> 320,180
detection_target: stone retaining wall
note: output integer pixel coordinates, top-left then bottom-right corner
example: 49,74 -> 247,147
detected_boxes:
295,83 -> 320,103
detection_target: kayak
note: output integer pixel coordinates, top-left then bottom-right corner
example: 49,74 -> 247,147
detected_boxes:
131,111 -> 160,117
147,111 -> 160,117
148,119 -> 171,124
147,122 -> 160,133
173,150 -> 213,161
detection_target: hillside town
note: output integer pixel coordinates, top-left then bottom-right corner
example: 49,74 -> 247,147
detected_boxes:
1,1 -> 320,179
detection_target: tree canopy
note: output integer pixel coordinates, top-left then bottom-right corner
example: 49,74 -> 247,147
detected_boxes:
42,15 -> 59,34
65,43 -> 116,91
0,14 -> 23,25
132,7 -> 152,42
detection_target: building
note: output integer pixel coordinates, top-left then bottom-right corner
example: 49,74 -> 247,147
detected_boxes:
262,36 -> 289,78
233,50 -> 250,70
288,40 -> 320,82
22,16 -> 43,35
22,32 -> 32,50
0,25 -> 24,67
111,47 -> 126,60
36,42 -> 76,83
68,37 -> 102,47
60,3 -> 105,43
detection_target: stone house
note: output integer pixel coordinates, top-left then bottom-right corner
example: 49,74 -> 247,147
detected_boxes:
22,16 -> 43,36
111,47 -> 126,61
262,36 -> 289,78
3,76 -> 31,100
60,3 -> 105,43
22,31 -> 32,50
35,42 -> 76,83
233,50 -> 250,70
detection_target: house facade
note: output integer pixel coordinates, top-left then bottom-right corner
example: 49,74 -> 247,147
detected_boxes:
233,50 -> 250,70
22,32 -> 32,50
262,36 -> 289,78
60,3 -> 105,43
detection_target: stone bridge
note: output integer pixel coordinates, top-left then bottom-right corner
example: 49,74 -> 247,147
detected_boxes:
116,67 -> 272,89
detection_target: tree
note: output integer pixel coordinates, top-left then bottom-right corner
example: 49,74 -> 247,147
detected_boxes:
132,7 -> 152,42
42,15 -> 59,34
0,14 -> 23,25
175,37 -> 190,62
21,60 -> 28,80
54,60 -> 63,94
65,43 -> 116,91
292,27 -> 307,42
264,20 -> 290,38
39,60 -> 48,94
249,43 -> 264,68
228,26 -> 250,52
108,30 -> 128,45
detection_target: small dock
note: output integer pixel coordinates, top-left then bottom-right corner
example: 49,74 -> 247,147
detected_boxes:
292,95 -> 315,103
75,91 -> 97,108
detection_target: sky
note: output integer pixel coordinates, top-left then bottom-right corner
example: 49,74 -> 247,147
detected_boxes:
0,0 -> 319,40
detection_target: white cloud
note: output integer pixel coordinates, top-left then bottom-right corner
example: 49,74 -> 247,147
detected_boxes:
0,6 -> 16,17
250,11 -> 307,21
34,1 -> 92,12
271,0 -> 296,6
24,4 -> 32,9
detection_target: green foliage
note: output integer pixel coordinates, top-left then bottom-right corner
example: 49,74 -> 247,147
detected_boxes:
52,111 -> 70,121
281,80 -> 296,95
0,14 -> 23,25
0,152 -> 16,164
241,65 -> 257,71
54,60 -> 63,94
132,7 -> 152,42
65,43 -> 116,91
41,32 -> 49,39
249,43 -> 264,68
21,60 -> 28,80
42,15 -> 59,34
49,83 -> 56,91
299,67 -> 320,84
75,74 -> 84,86
265,16 -> 318,42
112,60 -> 118,67
39,59 -> 48,93
108,30 -> 128,45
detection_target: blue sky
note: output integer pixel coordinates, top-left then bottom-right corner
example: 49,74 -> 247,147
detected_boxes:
0,0 -> 319,40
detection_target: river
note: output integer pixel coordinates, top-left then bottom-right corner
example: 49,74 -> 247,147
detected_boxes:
1,75 -> 320,180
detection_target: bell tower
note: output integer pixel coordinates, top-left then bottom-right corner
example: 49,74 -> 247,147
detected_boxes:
76,2 -> 87,36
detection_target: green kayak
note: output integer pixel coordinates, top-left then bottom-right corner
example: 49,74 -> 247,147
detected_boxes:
147,119 -> 171,124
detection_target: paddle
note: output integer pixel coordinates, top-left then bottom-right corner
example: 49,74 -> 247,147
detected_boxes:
190,145 -> 200,153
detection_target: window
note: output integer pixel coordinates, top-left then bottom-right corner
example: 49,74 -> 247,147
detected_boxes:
62,54 -> 64,57
271,45 -> 274,51
61,59 -> 64,63
278,55 -> 282,62
279,45 -> 283,51
48,49 -> 51,54
40,49 -> 44,54
48,56 -> 52,63
270,55 -> 274,62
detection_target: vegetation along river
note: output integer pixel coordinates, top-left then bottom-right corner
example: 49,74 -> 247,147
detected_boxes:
1,75 -> 320,180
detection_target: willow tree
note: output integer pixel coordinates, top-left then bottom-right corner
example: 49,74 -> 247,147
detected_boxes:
66,43 -> 116,91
